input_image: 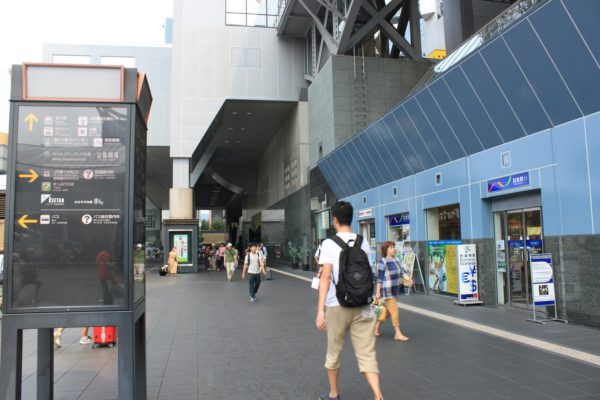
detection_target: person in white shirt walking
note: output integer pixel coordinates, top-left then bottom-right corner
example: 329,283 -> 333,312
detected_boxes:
316,201 -> 384,400
242,243 -> 266,301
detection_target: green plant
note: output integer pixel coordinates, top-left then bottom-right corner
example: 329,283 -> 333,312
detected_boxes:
211,221 -> 225,231
200,220 -> 210,231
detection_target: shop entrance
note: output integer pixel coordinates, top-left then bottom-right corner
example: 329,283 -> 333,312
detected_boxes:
359,219 -> 376,244
494,208 -> 544,308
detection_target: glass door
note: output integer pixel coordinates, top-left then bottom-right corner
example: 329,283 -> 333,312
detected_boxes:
494,208 -> 544,308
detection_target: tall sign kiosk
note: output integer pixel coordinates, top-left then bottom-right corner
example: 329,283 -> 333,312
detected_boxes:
0,63 -> 151,399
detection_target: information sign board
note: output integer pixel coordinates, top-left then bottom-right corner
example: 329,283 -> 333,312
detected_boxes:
529,254 -> 556,306
11,105 -> 128,310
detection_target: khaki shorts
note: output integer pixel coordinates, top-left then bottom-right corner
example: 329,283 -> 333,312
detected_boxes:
325,305 -> 379,374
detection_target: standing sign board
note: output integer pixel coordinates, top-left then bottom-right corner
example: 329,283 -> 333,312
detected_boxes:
527,254 -> 566,324
454,244 -> 483,306
0,64 -> 151,400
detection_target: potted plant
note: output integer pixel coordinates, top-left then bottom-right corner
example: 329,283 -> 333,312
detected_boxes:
287,241 -> 300,269
300,247 -> 311,271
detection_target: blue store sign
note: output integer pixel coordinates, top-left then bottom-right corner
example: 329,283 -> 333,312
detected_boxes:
487,172 -> 530,193
388,213 -> 409,227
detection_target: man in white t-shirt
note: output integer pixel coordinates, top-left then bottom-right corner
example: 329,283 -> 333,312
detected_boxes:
316,201 -> 384,400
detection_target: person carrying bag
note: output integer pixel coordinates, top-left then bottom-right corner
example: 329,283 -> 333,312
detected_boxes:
374,241 -> 410,341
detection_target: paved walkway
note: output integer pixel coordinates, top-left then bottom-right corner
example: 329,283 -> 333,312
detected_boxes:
1,268 -> 599,400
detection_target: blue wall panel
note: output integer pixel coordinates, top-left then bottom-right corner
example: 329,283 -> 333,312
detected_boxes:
459,186 -> 473,239
460,54 -> 525,143
562,0 -> 600,70
503,21 -> 582,126
428,78 -> 483,154
444,67 -> 502,149
421,188 -> 460,210
370,125 -> 404,180
415,90 -> 466,160
367,126 -> 398,182
530,1 -> 600,115
373,123 -> 412,177
551,119 -> 593,235
415,159 -> 467,196
392,106 -> 436,169
481,38 -> 551,135
404,98 -> 450,164
539,167 -> 561,237
382,115 -> 421,173
469,129 -> 553,184
585,113 -> 600,233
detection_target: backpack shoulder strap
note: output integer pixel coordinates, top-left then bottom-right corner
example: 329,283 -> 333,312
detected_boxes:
330,235 -> 348,250
354,235 -> 364,249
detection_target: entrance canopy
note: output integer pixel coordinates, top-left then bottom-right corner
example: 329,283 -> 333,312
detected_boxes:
190,99 -> 297,209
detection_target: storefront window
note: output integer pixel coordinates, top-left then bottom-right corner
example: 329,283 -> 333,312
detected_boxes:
387,213 -> 410,242
426,204 -> 461,240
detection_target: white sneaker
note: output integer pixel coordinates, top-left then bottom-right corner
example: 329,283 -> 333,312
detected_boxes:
79,336 -> 93,344
54,332 -> 62,348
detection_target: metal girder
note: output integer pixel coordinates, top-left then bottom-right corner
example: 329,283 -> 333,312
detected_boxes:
361,0 -> 420,60
342,0 -> 404,53
337,0 -> 364,55
313,0 -> 345,20
298,0 -> 339,54
190,141 -> 217,188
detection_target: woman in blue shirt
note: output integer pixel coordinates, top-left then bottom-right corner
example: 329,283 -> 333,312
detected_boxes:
375,241 -> 410,341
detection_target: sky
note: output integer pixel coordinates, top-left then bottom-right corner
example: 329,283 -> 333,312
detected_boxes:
0,0 -> 173,132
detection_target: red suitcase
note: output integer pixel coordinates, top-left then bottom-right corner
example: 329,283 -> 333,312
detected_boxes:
92,326 -> 117,348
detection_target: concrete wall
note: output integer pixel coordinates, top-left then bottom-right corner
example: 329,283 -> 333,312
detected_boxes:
308,55 -> 431,168
171,0 -> 307,158
246,102 -> 309,212
43,44 -> 171,147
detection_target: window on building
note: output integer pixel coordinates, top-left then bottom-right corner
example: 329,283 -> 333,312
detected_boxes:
52,55 -> 91,64
100,56 -> 136,68
426,204 -> 461,241
226,0 -> 280,28
387,213 -> 410,242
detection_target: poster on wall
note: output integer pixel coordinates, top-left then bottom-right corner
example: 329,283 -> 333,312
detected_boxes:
427,240 -> 461,295
529,254 -> 556,306
456,244 -> 482,303
174,233 -> 189,264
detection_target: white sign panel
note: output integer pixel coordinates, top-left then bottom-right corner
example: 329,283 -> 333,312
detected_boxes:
358,208 -> 373,219
530,254 -> 556,306
457,244 -> 479,301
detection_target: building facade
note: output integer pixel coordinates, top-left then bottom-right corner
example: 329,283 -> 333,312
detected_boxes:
317,0 -> 600,327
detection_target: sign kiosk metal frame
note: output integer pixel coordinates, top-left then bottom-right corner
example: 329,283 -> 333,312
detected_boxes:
527,253 -> 568,325
0,63 -> 152,400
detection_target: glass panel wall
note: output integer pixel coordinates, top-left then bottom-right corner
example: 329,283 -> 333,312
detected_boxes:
226,0 -> 280,28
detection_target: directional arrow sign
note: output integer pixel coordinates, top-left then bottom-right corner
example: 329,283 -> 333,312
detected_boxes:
24,113 -> 38,132
18,169 -> 39,183
18,214 -> 38,229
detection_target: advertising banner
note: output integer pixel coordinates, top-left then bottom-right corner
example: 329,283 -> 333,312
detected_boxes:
457,244 -> 479,301
174,233 -> 189,264
427,240 -> 460,295
530,254 -> 556,306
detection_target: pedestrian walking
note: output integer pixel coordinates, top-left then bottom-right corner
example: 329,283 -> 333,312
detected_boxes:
168,246 -> 178,275
242,243 -> 266,302
316,201 -> 384,400
54,327 -> 92,347
224,243 -> 238,281
374,241 -> 410,341
218,243 -> 226,270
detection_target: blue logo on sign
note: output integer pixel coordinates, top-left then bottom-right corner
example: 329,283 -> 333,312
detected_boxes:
487,172 -> 530,193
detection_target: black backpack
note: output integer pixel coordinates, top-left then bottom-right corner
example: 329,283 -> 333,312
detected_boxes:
330,235 -> 374,307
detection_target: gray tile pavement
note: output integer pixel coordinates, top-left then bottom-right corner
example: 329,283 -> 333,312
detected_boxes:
0,268 -> 599,399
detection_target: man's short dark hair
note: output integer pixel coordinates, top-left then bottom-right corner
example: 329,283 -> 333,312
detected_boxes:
331,201 -> 353,226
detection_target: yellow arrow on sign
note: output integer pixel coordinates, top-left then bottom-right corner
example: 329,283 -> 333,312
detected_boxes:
18,214 -> 38,229
18,169 -> 39,183
24,113 -> 38,132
